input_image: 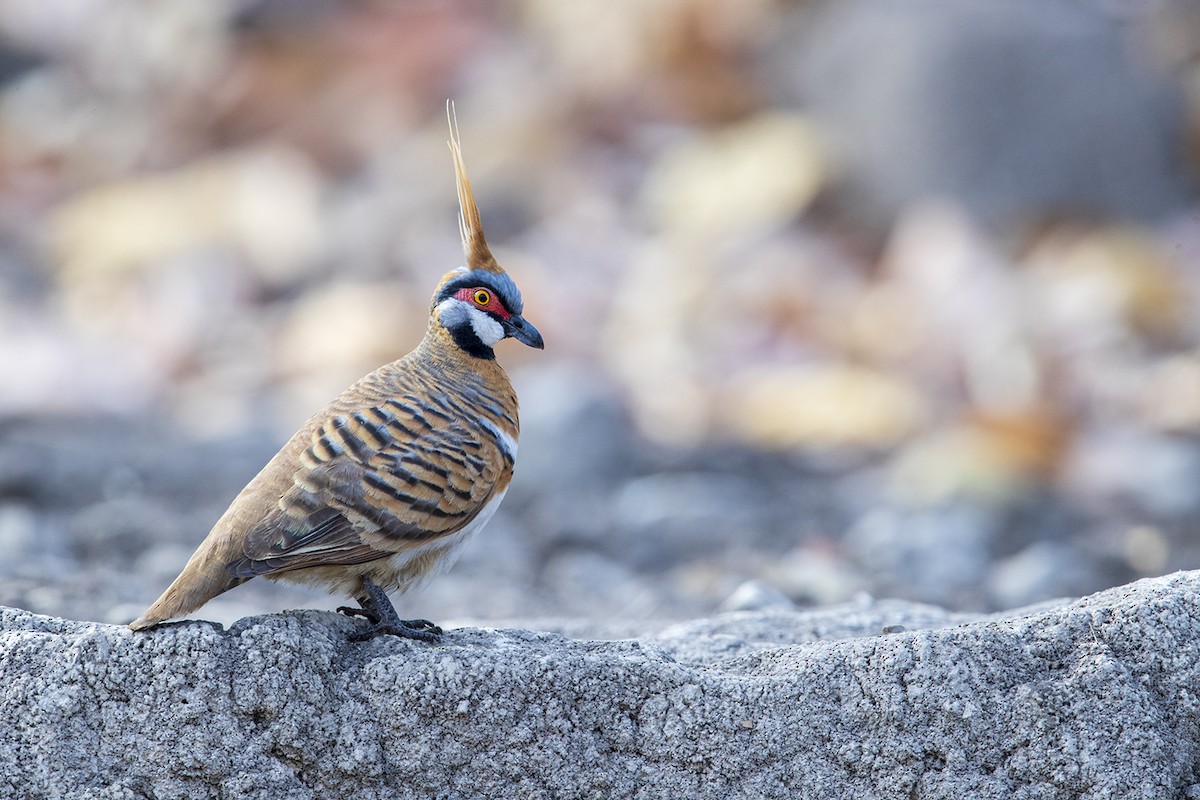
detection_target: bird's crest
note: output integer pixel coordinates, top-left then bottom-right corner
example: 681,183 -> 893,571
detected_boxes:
447,101 -> 502,274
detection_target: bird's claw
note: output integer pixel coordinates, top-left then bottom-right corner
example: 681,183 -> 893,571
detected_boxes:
348,620 -> 443,643
337,605 -> 377,621
400,618 -> 441,634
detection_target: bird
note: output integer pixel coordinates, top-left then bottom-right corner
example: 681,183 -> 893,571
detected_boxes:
129,106 -> 543,641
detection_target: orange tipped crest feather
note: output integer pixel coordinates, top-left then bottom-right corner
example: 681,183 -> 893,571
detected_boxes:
447,101 -> 501,274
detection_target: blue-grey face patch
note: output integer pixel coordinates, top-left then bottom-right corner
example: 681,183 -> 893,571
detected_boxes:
435,269 -> 524,315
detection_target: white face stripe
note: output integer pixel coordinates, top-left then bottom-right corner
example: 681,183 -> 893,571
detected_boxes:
436,298 -> 505,347
467,306 -> 505,347
478,416 -> 518,462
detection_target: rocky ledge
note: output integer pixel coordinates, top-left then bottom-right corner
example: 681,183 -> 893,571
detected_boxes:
3,572 -> 1200,799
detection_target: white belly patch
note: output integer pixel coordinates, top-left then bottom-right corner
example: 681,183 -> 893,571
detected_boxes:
392,489 -> 508,583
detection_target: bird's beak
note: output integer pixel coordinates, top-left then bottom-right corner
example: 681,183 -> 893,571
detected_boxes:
504,315 -> 544,349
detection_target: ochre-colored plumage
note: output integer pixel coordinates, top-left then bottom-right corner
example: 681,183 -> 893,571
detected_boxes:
129,105 -> 543,640
448,102 -> 500,275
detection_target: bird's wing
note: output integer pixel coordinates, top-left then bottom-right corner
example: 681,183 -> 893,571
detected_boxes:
228,399 -> 506,578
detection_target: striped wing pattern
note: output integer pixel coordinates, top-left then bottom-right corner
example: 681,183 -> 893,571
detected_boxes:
228,378 -> 516,578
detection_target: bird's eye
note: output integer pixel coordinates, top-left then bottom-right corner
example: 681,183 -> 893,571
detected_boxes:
473,289 -> 491,306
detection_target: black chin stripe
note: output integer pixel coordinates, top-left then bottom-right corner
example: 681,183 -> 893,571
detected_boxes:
449,322 -> 495,360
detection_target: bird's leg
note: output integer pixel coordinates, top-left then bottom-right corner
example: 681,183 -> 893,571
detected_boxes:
344,577 -> 442,642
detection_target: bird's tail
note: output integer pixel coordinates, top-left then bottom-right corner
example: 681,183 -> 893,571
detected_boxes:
128,545 -> 246,630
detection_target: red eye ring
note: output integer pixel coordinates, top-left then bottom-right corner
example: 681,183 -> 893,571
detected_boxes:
454,285 -> 512,319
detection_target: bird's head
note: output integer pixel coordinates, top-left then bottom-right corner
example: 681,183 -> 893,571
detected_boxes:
432,267 -> 543,359
430,103 -> 543,361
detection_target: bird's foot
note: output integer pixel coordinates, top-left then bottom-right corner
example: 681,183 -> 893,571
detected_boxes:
343,578 -> 442,642
348,618 -> 442,642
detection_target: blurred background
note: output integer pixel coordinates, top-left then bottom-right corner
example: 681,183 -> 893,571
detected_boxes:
2,0 -> 1200,628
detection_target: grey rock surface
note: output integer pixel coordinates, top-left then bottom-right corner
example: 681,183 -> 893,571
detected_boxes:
4,572 -> 1200,799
